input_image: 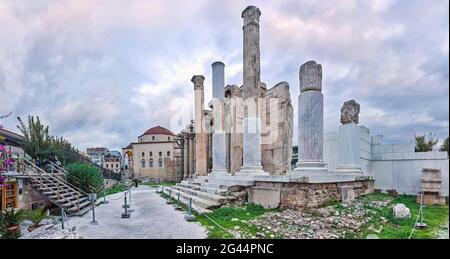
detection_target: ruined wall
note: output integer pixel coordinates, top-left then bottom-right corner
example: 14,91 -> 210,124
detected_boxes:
248,180 -> 374,209
261,82 -> 294,175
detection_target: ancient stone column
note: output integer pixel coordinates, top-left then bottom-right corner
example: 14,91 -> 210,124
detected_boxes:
336,100 -> 362,173
192,75 -> 208,176
210,62 -> 228,176
242,5 -> 261,99
294,61 -> 327,171
237,6 -> 268,177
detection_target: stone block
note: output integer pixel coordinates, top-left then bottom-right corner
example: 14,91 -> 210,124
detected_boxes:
337,186 -> 355,202
248,187 -> 281,209
417,193 -> 447,206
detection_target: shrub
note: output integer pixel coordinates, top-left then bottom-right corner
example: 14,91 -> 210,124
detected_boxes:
64,162 -> 104,193
22,209 -> 49,228
0,209 -> 24,239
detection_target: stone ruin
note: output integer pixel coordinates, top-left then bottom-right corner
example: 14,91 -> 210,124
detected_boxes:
340,100 -> 360,125
166,5 -> 377,213
418,168 -> 446,205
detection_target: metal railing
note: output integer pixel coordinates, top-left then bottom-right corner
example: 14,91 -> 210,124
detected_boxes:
23,160 -> 83,212
48,160 -> 102,194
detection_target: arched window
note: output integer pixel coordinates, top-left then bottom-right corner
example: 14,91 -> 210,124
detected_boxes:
159,151 -> 162,157
168,137 -> 170,141
149,158 -> 154,168
141,152 -> 145,157
141,159 -> 146,168
152,136 -> 155,141
167,151 -> 170,156
150,151 -> 153,157
158,158 -> 163,168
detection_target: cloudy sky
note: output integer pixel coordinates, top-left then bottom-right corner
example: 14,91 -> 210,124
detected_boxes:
0,0 -> 448,151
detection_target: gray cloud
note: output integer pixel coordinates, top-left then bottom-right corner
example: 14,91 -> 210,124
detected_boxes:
0,0 -> 448,151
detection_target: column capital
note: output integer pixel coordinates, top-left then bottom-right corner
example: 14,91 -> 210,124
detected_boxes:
242,6 -> 261,26
299,60 -> 322,93
191,75 -> 205,89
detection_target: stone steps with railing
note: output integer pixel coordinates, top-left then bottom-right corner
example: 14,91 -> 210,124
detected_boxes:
23,160 -> 93,216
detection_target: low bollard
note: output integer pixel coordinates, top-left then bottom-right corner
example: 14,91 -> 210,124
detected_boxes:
61,208 -> 65,229
128,189 -> 134,213
121,194 -> 131,218
90,192 -> 98,225
174,193 -> 182,210
184,197 -> 195,221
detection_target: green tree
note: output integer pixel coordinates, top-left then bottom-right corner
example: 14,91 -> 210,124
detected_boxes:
16,116 -> 79,164
413,133 -> 438,152
64,162 -> 104,192
440,137 -> 449,156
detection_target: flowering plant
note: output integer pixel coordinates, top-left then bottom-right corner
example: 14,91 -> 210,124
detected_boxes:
0,144 -> 14,187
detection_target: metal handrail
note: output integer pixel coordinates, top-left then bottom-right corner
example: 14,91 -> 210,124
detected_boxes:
48,160 -> 99,193
24,159 -> 89,197
22,164 -> 80,211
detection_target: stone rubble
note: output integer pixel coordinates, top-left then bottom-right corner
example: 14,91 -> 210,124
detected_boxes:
19,224 -> 78,239
392,203 -> 411,219
249,197 -> 392,239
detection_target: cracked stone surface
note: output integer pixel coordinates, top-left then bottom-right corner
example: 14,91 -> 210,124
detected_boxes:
67,186 -> 207,239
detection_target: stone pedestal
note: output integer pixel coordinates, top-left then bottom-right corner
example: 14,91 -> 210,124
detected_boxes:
237,117 -> 269,176
335,123 -> 362,173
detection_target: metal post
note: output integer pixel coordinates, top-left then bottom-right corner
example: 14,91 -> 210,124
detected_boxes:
121,194 -> 131,218
90,192 -> 98,225
61,207 -> 65,230
128,188 -> 134,213
417,193 -> 427,229
184,197 -> 195,221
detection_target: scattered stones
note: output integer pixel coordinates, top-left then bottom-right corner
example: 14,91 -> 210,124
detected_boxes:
19,224 -> 78,239
249,196 -> 393,239
393,204 -> 411,219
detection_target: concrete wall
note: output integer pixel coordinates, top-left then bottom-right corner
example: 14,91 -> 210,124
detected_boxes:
324,125 -> 449,196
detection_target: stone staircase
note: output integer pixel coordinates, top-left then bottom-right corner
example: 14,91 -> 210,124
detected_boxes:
162,176 -> 254,214
23,160 -> 92,216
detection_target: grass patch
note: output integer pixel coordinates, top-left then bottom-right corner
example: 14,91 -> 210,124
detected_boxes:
98,184 -> 129,199
140,181 -> 176,187
356,194 -> 448,239
196,204 -> 279,239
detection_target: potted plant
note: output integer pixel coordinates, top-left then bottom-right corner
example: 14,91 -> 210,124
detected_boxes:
0,209 -> 24,239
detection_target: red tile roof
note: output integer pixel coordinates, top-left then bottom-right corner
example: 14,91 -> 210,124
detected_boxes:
141,126 -> 175,136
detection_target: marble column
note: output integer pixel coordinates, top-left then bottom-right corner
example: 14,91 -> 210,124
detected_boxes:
294,61 -> 327,172
210,62 -> 228,176
192,75 -> 208,176
183,135 -> 189,179
336,100 -> 362,173
242,5 -> 261,99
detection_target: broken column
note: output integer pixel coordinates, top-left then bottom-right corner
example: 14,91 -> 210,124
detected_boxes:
237,6 -> 268,176
192,75 -> 208,176
335,100 -> 363,173
294,61 -> 327,172
210,62 -> 228,176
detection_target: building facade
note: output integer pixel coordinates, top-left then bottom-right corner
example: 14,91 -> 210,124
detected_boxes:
123,126 -> 179,181
86,147 -> 109,167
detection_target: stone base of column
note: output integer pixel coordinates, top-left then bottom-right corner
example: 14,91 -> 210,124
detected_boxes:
209,168 -> 229,177
236,166 -> 269,177
335,164 -> 363,174
294,161 -> 327,172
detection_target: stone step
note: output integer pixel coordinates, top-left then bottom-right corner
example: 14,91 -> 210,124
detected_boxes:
177,182 -> 231,196
171,185 -> 233,204
67,200 -> 92,213
163,187 -> 216,214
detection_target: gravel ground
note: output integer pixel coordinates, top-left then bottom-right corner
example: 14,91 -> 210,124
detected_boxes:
67,186 -> 207,239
